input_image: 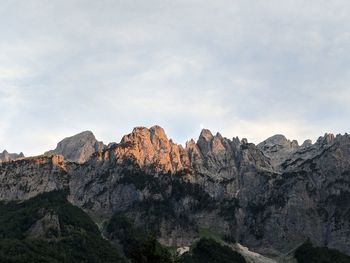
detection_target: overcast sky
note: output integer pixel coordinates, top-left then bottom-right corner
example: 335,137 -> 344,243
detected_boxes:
1,0 -> 350,156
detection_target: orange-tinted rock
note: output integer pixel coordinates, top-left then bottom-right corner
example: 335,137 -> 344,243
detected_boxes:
115,126 -> 190,173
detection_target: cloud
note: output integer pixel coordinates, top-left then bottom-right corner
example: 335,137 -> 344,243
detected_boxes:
1,0 -> 350,155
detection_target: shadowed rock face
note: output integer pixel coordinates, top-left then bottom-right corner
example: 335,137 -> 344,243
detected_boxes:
257,134 -> 299,170
45,131 -> 104,163
1,127 -> 350,257
0,150 -> 24,163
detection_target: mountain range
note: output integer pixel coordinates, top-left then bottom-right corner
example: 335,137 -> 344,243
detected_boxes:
0,125 -> 350,262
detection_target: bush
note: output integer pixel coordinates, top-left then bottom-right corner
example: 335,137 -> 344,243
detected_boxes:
295,241 -> 350,263
106,212 -> 175,263
0,191 -> 124,263
180,238 -> 246,263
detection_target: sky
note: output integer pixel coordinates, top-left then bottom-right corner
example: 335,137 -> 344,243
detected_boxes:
1,0 -> 350,156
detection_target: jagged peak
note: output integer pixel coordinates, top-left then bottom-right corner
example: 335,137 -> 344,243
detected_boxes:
0,150 -> 25,162
185,139 -> 196,149
45,130 -> 103,163
260,134 -> 288,145
324,133 -> 335,143
291,139 -> 299,147
113,125 -> 188,173
122,125 -> 169,143
199,129 -> 214,141
128,125 -> 166,134
75,130 -> 95,136
150,125 -> 168,140
258,134 -> 299,148
215,132 -> 223,139
67,130 -> 95,139
53,130 -> 100,147
56,131 -> 98,146
301,139 -> 312,147
316,133 -> 335,145
150,125 -> 165,133
241,138 -> 248,144
131,126 -> 148,133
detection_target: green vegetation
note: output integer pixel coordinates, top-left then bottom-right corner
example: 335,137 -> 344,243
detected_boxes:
295,241 -> 350,263
106,214 -> 248,263
0,190 -> 124,263
180,238 -> 246,263
198,228 -> 223,243
106,212 -> 176,263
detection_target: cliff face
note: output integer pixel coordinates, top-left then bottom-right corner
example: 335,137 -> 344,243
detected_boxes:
257,134 -> 299,170
0,126 -> 349,257
0,155 -> 68,200
236,133 -> 350,255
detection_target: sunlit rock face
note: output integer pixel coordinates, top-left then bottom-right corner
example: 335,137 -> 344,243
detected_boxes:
115,125 -> 190,173
45,131 -> 105,163
0,127 -> 350,256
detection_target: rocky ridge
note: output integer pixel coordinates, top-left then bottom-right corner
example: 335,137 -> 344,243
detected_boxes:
45,130 -> 105,163
0,150 -> 24,163
0,126 -> 349,258
257,134 -> 299,170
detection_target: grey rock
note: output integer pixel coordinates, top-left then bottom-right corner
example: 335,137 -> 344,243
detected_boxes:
257,134 -> 299,170
0,150 -> 24,163
301,139 -> 312,148
0,155 -> 68,200
45,131 -> 104,163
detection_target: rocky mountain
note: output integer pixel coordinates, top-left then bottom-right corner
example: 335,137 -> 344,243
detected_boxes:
257,134 -> 299,170
0,125 -> 350,262
116,125 -> 190,173
0,150 -> 24,163
44,131 -> 105,163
